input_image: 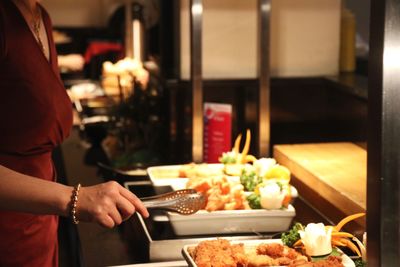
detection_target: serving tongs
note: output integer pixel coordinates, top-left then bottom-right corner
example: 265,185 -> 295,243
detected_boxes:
141,189 -> 205,215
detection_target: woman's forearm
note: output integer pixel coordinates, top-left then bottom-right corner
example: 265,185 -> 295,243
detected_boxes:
0,165 -> 73,217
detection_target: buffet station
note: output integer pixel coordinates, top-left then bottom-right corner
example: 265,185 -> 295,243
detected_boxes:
108,131 -> 367,267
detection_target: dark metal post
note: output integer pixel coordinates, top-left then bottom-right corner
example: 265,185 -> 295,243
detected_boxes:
258,0 -> 271,157
368,0 -> 400,265
190,0 -> 203,162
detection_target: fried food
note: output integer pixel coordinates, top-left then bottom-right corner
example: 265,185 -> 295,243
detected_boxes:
246,253 -> 277,267
288,256 -> 344,267
255,243 -> 308,266
191,239 -> 248,267
189,240 -> 346,267
186,176 -> 249,211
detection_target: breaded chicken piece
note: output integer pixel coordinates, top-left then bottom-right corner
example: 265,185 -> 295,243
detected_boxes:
247,252 -> 277,267
288,255 -> 344,267
192,239 -> 247,267
255,242 -> 309,266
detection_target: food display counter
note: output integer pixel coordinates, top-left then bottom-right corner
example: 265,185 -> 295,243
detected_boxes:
120,150 -> 366,265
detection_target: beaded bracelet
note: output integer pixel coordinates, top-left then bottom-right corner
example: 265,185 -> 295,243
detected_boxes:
70,183 -> 81,225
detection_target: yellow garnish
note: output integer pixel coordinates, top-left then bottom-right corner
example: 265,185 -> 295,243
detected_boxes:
264,165 -> 291,182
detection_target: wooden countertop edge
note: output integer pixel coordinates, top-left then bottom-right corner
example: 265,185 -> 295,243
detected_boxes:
273,146 -> 366,230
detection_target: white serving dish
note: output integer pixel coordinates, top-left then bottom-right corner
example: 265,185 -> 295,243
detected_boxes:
168,205 -> 295,236
147,165 -> 188,190
147,164 -> 226,189
182,239 -> 355,267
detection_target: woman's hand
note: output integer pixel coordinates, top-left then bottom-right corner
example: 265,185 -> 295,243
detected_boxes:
75,181 -> 149,228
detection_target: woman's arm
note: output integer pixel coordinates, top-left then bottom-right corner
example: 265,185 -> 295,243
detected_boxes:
0,165 -> 149,228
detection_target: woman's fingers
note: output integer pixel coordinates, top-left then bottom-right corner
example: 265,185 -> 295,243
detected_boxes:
99,215 -> 116,228
107,205 -> 123,226
119,186 -> 149,218
115,196 -> 135,221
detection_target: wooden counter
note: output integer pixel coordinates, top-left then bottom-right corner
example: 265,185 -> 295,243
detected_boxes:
274,142 -> 366,233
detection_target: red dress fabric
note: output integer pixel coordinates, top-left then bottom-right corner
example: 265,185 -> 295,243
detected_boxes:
0,1 -> 73,266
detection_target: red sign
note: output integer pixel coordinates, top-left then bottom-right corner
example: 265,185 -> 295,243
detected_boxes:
203,103 -> 232,163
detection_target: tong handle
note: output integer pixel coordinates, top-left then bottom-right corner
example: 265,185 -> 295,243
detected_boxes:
140,189 -> 197,201
142,198 -> 178,209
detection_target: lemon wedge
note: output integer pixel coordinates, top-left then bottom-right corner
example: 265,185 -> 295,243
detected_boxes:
264,165 -> 291,182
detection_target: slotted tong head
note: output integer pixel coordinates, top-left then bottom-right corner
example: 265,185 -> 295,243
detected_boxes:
141,189 -> 205,215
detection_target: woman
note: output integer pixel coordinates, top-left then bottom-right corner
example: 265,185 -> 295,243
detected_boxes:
0,0 -> 149,266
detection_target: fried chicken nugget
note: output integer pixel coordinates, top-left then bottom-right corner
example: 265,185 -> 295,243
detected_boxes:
247,252 -> 277,267
192,239 -> 247,267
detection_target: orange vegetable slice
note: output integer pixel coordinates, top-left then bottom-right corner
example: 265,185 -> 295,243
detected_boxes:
233,133 -> 242,154
240,129 -> 251,162
331,232 -> 354,238
335,213 -> 365,232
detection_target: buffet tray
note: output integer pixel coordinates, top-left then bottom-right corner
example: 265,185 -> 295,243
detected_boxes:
181,239 -> 356,267
168,205 -> 295,236
147,164 -> 226,185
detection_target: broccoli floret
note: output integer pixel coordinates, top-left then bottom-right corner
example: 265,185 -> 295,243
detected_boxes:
246,193 -> 261,209
281,222 -> 304,247
240,170 -> 262,191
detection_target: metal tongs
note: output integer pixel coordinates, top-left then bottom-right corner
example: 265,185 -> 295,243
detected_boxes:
141,189 -> 205,215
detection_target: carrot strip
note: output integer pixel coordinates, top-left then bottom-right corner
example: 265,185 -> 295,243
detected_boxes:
335,213 -> 365,232
293,239 -> 303,247
233,134 -> 242,154
241,129 -> 251,162
331,239 -> 346,247
331,232 -> 354,238
341,239 -> 361,257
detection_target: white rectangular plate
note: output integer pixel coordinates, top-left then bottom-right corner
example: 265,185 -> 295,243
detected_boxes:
168,205 -> 295,236
182,239 -> 355,267
147,164 -> 226,190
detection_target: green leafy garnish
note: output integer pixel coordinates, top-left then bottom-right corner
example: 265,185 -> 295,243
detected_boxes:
219,152 -> 237,164
246,193 -> 261,209
311,247 -> 341,262
281,222 -> 304,247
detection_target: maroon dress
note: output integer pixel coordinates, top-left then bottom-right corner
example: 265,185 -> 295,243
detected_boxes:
0,1 -> 73,266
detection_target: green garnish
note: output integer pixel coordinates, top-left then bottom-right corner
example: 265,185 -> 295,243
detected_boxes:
246,193 -> 261,209
281,222 -> 304,247
311,247 -> 341,262
219,152 -> 237,164
240,170 -> 262,191
354,258 -> 366,267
